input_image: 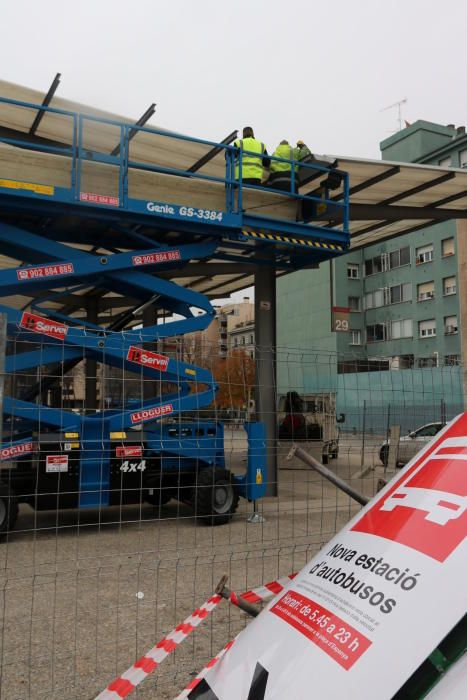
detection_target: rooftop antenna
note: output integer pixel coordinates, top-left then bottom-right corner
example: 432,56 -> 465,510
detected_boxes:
381,97 -> 408,132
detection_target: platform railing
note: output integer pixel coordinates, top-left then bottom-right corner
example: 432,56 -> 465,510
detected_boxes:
0,95 -> 349,236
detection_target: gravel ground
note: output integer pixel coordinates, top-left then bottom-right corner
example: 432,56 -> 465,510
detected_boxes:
0,434 -> 385,699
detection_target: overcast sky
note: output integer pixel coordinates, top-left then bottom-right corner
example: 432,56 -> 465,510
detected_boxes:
2,0 -> 466,161
1,0 -> 466,305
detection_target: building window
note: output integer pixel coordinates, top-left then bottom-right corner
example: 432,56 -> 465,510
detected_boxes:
241,336 -> 245,345
416,244 -> 433,265
350,330 -> 361,345
348,296 -> 361,311
418,357 -> 438,368
364,255 -> 382,276
442,237 -> 455,257
233,337 -> 238,347
347,263 -> 359,279
443,276 -> 457,295
249,334 -> 254,344
444,315 -> 458,334
390,283 -> 411,304
417,281 -> 435,301
391,319 -> 413,339
389,246 -> 410,269
419,319 -> 436,338
439,156 -> 452,167
364,289 -> 384,310
460,149 -> 467,169
366,323 -> 387,342
445,354 -> 460,366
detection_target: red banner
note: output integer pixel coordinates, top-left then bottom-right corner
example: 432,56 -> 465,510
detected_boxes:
16,263 -> 74,281
270,591 -> 371,670
130,403 -> 174,424
127,346 -> 169,371
20,312 -> 68,340
132,250 -> 181,266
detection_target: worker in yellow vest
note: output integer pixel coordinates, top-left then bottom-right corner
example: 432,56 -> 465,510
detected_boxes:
234,127 -> 270,186
268,139 -> 299,191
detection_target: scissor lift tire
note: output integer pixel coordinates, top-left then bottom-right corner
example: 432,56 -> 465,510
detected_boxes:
194,468 -> 239,526
0,482 -> 19,540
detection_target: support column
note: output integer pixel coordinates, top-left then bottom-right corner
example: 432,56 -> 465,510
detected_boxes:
143,305 -> 158,401
85,299 -> 98,413
254,262 -> 277,497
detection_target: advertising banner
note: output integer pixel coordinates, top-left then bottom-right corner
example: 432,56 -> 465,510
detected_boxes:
190,414 -> 467,699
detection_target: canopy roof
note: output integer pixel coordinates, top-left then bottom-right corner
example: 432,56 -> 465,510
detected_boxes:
0,78 -> 466,314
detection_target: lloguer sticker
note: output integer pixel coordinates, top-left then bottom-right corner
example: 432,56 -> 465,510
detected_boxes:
0,442 -> 36,461
130,403 -> 174,424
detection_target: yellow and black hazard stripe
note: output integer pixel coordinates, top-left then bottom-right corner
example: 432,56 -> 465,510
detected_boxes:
242,230 -> 344,252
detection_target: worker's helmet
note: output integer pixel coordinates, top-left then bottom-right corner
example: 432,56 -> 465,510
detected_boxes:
296,139 -> 306,147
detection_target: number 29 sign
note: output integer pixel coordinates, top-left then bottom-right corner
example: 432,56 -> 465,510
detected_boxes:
332,306 -> 350,332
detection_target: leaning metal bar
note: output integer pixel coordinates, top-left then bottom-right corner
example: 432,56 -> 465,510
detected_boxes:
29,72 -> 61,135
110,102 -> 156,156
215,575 -> 259,618
0,313 -> 6,447
287,444 -> 369,506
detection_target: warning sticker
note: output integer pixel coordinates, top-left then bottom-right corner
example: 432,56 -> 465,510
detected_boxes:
46,455 -> 69,472
132,250 -> 181,266
0,178 -> 54,196
127,346 -> 169,371
19,312 -> 68,340
80,192 -> 119,206
116,446 -> 143,458
16,263 -> 74,281
0,442 -> 36,461
130,403 -> 174,424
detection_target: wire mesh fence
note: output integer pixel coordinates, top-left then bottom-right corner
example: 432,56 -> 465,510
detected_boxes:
0,328 -> 464,698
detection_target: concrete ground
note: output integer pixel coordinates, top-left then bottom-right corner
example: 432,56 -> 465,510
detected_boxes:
0,433 -> 388,699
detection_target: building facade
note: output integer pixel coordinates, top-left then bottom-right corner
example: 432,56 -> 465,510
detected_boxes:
277,120 -> 467,431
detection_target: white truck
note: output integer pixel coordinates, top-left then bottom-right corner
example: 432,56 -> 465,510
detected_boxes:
277,391 -> 340,466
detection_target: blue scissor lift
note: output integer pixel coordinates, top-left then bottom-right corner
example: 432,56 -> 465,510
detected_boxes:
0,96 -> 350,534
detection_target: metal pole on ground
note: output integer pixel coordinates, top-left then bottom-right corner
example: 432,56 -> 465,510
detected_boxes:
360,398 -> 366,468
288,443 -> 369,506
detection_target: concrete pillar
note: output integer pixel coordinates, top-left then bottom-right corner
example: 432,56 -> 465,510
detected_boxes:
456,219 -> 467,406
254,263 -> 277,497
85,299 -> 98,413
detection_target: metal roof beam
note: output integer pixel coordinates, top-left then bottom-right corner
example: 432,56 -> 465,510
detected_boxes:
188,130 -> 238,172
331,165 -> 400,201
110,103 -> 157,156
29,72 -> 61,135
379,171 -> 455,206
351,219 -> 439,251
349,203 -> 467,222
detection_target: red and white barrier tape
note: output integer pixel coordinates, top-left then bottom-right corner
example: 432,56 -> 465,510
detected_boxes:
95,593 -> 222,700
175,574 -> 297,698
234,572 -> 296,605
95,572 -> 297,700
174,638 -> 237,700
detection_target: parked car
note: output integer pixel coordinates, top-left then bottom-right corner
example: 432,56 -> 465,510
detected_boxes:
379,421 -> 444,466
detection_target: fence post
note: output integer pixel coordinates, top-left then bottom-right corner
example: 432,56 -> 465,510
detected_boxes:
360,399 -> 366,468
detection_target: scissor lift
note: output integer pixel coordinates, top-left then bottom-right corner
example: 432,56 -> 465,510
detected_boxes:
0,95 -> 350,535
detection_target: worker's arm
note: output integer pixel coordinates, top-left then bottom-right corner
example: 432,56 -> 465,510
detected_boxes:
262,148 -> 271,169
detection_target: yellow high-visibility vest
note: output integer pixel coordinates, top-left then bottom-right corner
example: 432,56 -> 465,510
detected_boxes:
270,143 -> 298,173
234,137 -> 265,180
